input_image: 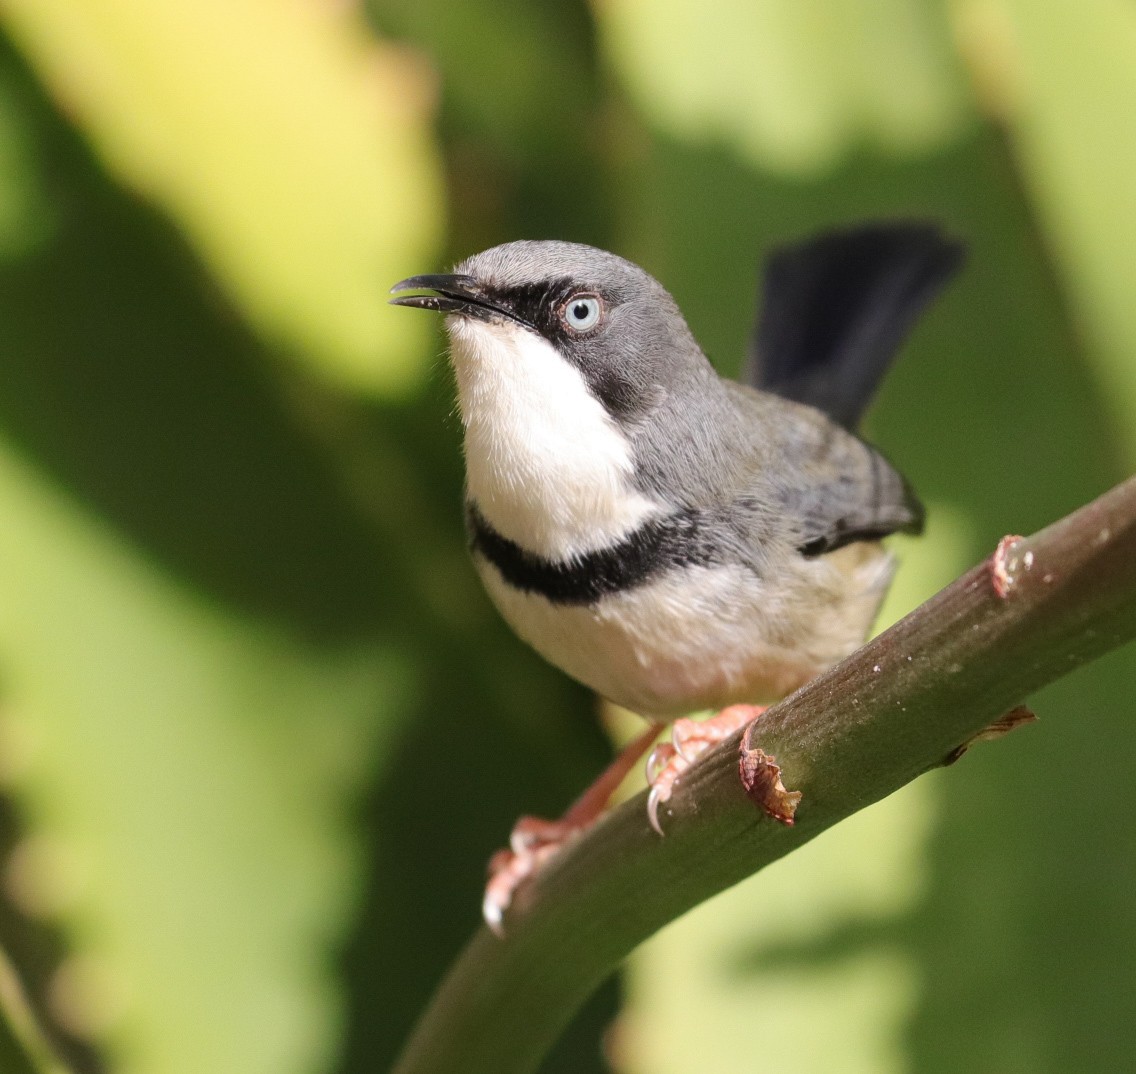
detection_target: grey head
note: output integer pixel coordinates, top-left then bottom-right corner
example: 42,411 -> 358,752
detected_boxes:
390,239 -> 723,427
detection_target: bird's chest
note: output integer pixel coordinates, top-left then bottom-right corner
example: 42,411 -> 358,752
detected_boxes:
448,317 -> 660,560
473,537 -> 895,718
475,558 -> 821,718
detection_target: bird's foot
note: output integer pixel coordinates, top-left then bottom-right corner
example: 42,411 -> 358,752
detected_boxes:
483,815 -> 584,936
645,704 -> 766,835
482,720 -> 664,936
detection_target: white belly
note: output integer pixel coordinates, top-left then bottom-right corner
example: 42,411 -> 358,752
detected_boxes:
476,543 -> 894,719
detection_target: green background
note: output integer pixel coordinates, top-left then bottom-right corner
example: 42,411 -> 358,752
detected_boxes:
0,1 -> 1133,1072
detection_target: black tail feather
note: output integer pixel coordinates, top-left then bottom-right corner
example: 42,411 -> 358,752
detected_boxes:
744,221 -> 965,429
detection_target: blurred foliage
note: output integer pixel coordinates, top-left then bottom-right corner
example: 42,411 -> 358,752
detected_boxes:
0,0 -> 443,394
0,2 -> 1131,1074
968,0 -> 1136,464
598,0 -> 970,173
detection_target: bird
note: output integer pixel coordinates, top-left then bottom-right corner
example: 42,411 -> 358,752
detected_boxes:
390,221 -> 963,932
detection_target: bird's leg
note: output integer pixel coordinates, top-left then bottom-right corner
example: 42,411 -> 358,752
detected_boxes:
483,720 -> 664,935
645,704 -> 767,834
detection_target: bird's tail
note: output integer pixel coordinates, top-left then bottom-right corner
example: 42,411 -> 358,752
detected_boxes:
743,221 -> 965,430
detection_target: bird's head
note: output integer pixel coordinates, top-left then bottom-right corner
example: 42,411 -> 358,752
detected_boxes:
391,240 -> 712,427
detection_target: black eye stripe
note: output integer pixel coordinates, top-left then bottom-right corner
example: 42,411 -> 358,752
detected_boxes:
479,279 -> 575,328
476,279 -> 603,344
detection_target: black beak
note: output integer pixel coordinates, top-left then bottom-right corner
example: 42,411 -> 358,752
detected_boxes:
389,273 -> 524,325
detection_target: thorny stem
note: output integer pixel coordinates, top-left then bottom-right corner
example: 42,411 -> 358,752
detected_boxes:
391,475 -> 1136,1074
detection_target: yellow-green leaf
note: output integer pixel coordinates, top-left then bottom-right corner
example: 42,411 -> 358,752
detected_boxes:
0,439 -> 409,1074
955,0 -> 1136,466
0,0 -> 443,395
597,0 -> 969,174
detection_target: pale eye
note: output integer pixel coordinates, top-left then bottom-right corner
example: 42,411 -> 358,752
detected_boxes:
561,293 -> 602,333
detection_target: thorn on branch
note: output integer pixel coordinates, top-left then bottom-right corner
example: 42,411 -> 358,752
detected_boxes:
991,534 -> 1030,597
944,705 -> 1038,765
738,725 -> 801,825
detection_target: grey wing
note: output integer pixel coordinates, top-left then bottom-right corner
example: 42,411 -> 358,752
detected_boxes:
726,383 -> 924,556
781,413 -> 923,555
788,439 -> 923,556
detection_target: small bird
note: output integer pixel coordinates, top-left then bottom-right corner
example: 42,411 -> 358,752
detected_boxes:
391,222 -> 963,932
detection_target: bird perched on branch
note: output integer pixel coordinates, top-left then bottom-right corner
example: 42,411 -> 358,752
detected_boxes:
391,222 -> 963,932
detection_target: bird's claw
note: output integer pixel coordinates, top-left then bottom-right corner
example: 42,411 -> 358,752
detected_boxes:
482,721 -> 666,935
644,740 -> 676,785
646,783 -> 666,837
644,706 -> 766,835
484,816 -> 584,936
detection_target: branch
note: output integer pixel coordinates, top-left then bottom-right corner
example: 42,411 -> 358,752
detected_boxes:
391,475 -> 1136,1074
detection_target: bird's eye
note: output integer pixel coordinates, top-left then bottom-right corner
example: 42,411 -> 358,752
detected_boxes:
560,293 -> 602,334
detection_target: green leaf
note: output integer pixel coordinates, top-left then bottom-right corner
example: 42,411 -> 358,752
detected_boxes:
0,0 -> 443,395
0,983 -> 43,1074
0,441 -> 410,1074
596,0 -> 970,174
964,0 -> 1136,466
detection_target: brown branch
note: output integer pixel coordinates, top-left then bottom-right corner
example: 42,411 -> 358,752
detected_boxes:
391,475 -> 1136,1074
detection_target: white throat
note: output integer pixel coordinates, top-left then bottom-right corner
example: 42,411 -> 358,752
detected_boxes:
446,316 -> 662,560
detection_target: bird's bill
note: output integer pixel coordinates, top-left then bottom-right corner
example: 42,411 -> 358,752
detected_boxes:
389,273 -> 520,325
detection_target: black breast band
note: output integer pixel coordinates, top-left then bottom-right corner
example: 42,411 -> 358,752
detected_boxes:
466,502 -> 721,606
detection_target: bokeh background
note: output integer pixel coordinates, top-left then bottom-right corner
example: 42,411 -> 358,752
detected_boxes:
0,1 -> 1133,1072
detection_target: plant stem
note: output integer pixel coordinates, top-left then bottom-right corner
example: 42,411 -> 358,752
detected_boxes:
392,474 -> 1136,1074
